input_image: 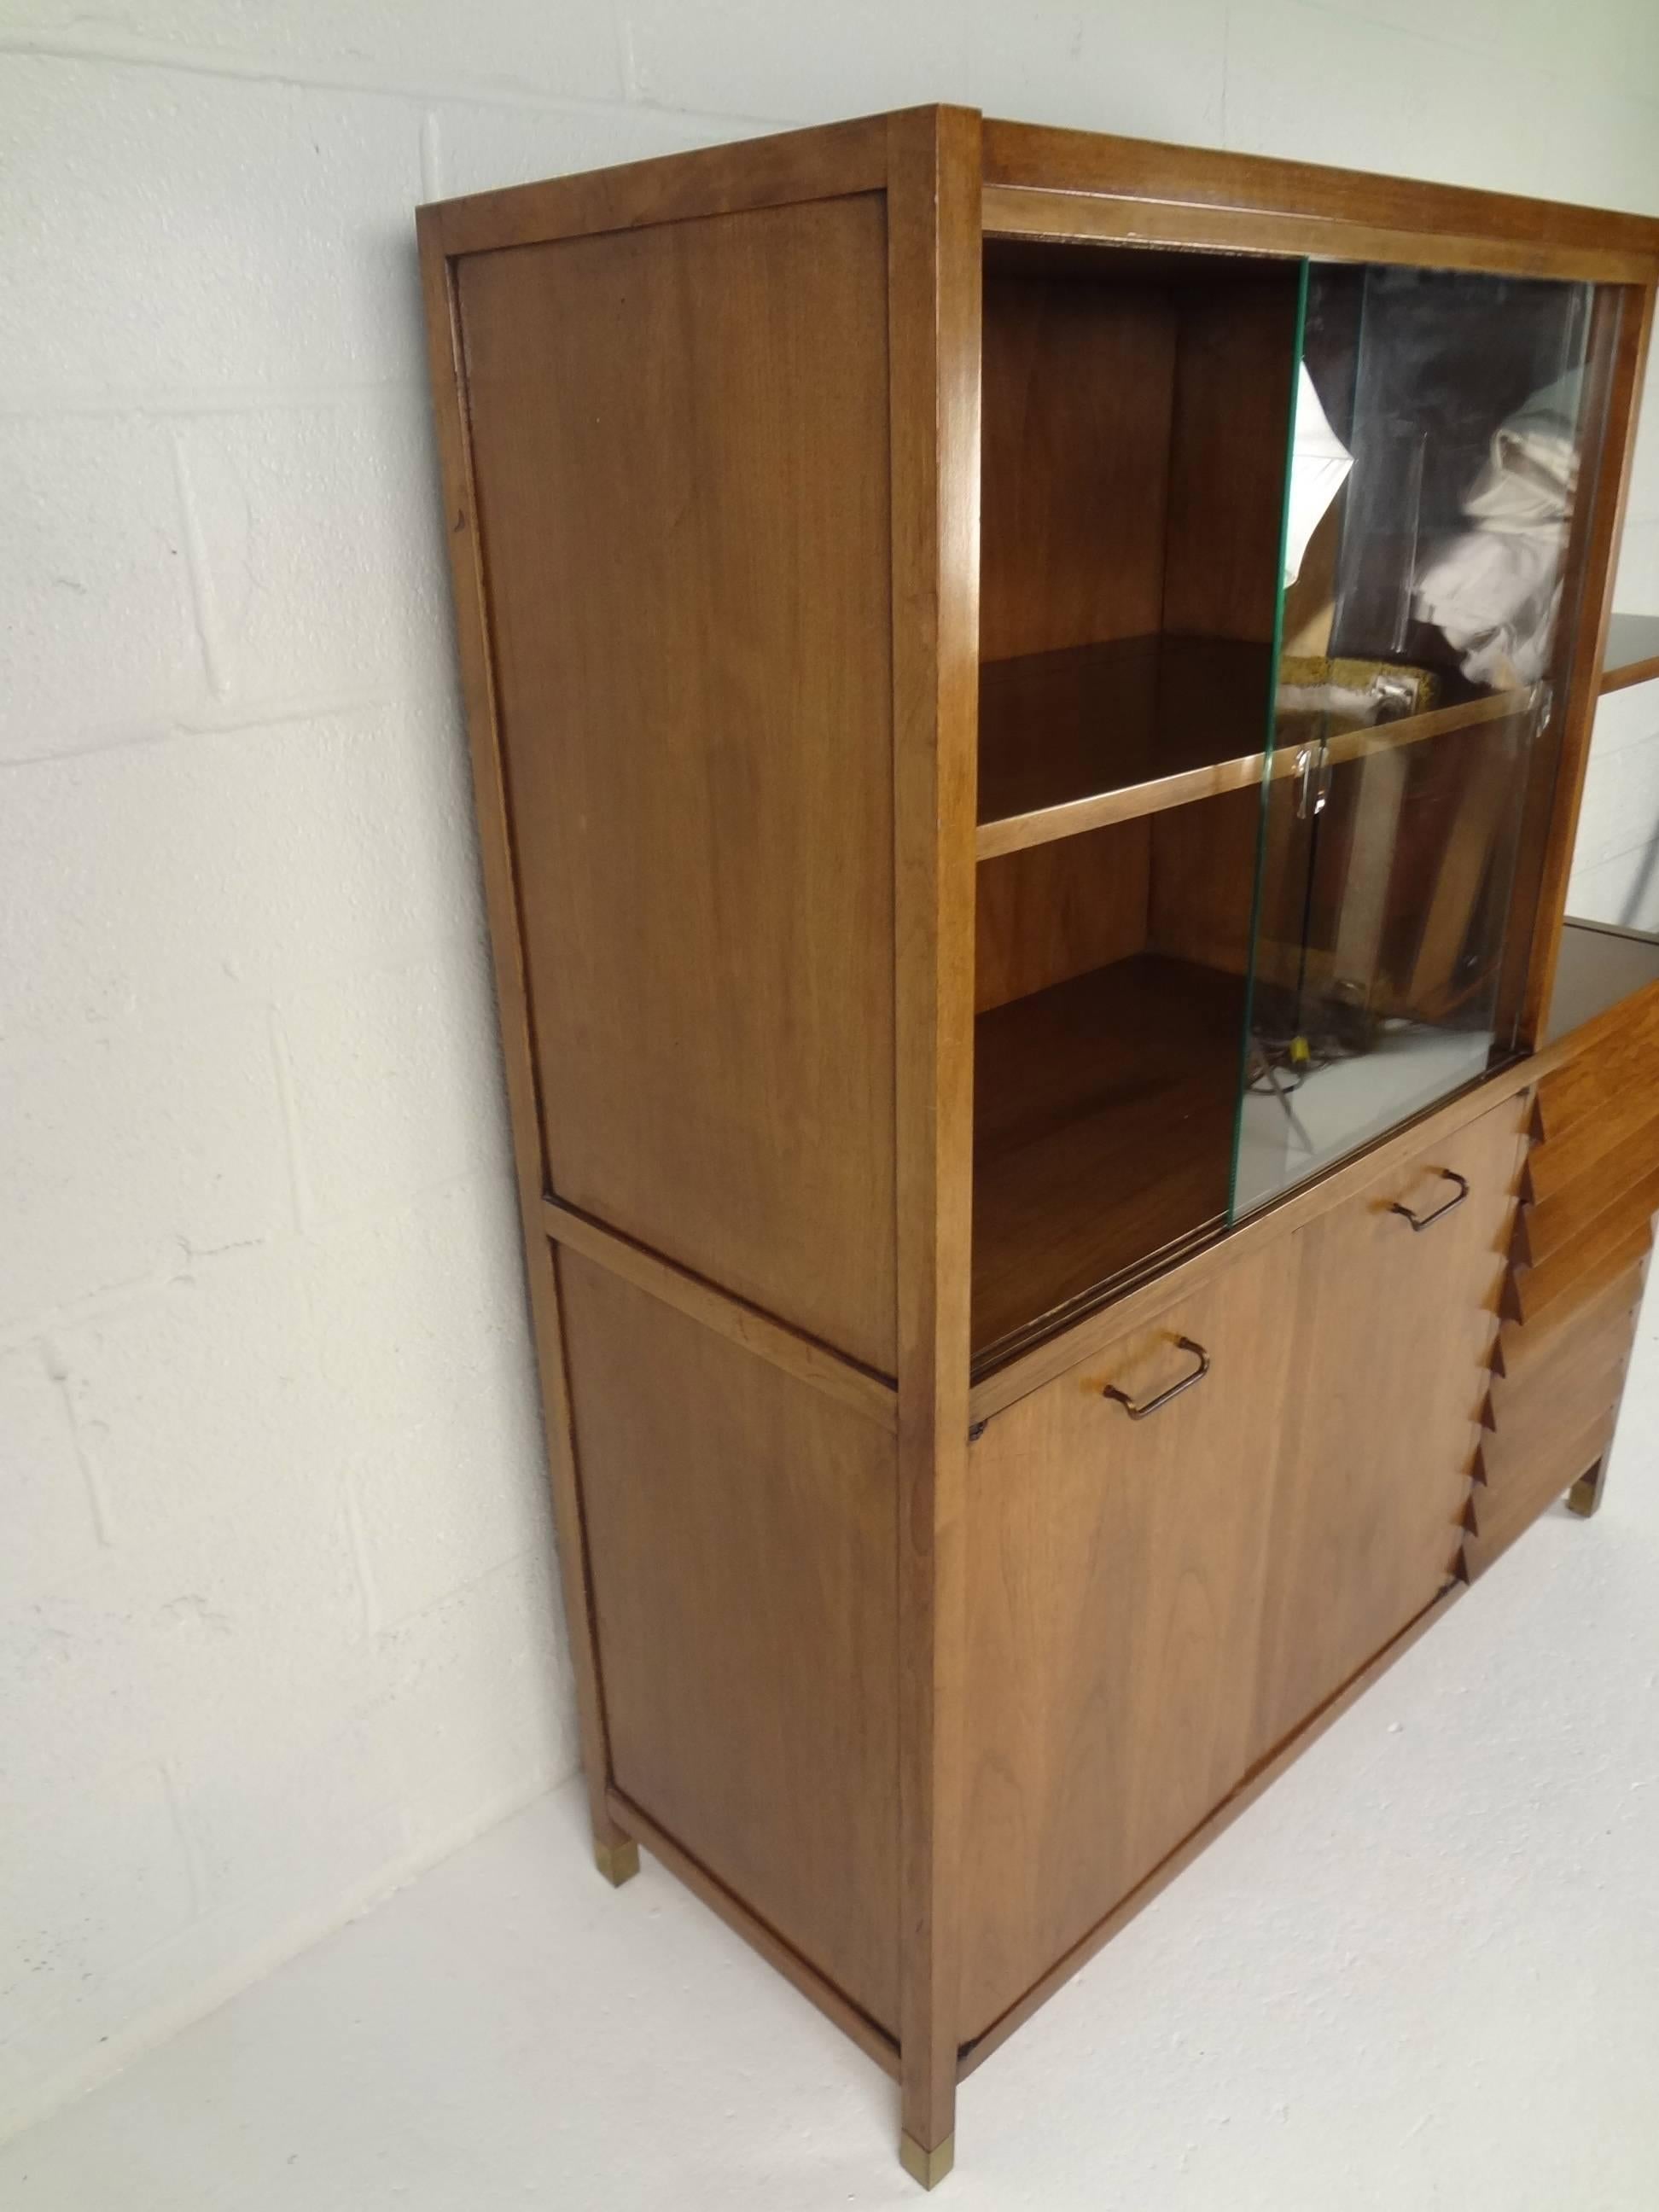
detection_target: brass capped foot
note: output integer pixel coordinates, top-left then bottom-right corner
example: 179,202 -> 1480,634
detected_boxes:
899,2132 -> 954,2190
594,1836 -> 640,1887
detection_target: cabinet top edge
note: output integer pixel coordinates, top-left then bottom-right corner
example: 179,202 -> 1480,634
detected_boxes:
981,119 -> 1659,274
413,105 -> 1659,282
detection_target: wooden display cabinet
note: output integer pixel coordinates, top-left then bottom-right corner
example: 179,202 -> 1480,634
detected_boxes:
417,110 -> 1659,2186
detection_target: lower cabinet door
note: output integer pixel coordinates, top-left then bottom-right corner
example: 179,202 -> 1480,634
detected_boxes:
958,1234 -> 1301,2044
1253,1090 -> 1528,1752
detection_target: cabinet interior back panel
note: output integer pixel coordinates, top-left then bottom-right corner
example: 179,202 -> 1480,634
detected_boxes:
979,267 -> 1176,661
457,195 -> 899,1372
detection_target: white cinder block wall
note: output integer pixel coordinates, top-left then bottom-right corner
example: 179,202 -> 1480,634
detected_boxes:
3,0 -> 1659,2142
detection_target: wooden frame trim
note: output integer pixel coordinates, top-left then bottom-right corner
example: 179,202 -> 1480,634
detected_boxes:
886,103 -> 983,2163
981,185 -> 1658,284
1521,285 -> 1656,1044
416,223 -> 628,1860
607,1786 -> 903,2081
968,1053 -> 1561,1423
982,120 -> 1659,279
542,1198 -> 899,1430
423,109 -> 1659,279
422,112 -> 891,257
956,1582 -> 1464,2081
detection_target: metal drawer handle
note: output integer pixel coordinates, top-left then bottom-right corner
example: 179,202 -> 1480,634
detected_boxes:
1388,1168 -> 1470,1233
1102,1336 -> 1209,1421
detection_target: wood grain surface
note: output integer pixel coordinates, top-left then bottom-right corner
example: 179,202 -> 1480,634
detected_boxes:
457,196 -> 899,1372
1253,1093 -> 1526,1747
561,1250 -> 902,2033
958,1235 -> 1301,2040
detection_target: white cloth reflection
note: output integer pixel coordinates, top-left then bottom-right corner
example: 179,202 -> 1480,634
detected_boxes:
1414,370 -> 1582,687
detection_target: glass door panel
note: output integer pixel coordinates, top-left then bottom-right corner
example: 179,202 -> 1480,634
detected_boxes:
1233,264 -> 1617,1215
968,238 -> 1619,1377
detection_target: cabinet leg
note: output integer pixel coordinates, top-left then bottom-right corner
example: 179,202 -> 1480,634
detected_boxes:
1566,1453 -> 1609,1520
897,2017 -> 957,2189
522,1239 -> 635,1889
593,1822 -> 639,1888
899,2130 -> 955,2190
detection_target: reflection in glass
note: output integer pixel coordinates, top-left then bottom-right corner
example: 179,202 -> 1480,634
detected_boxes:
1236,265 -> 1611,1214
966,240 -> 1620,1373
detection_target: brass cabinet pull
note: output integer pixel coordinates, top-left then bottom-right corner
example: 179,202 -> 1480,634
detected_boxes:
1388,1167 -> 1470,1233
1102,1336 -> 1209,1420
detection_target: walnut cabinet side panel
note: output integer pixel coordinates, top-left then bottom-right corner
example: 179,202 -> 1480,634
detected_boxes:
426,123 -> 985,2171
453,194 -> 901,1376
559,1248 -> 904,2038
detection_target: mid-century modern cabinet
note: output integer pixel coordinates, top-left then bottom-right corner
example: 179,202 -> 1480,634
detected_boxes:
417,110 -> 1659,2186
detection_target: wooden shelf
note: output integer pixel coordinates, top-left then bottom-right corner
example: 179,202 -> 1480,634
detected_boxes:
972,952 -> 1246,1367
976,635 -> 1542,859
1600,612 -> 1659,695
977,637 -> 1270,856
